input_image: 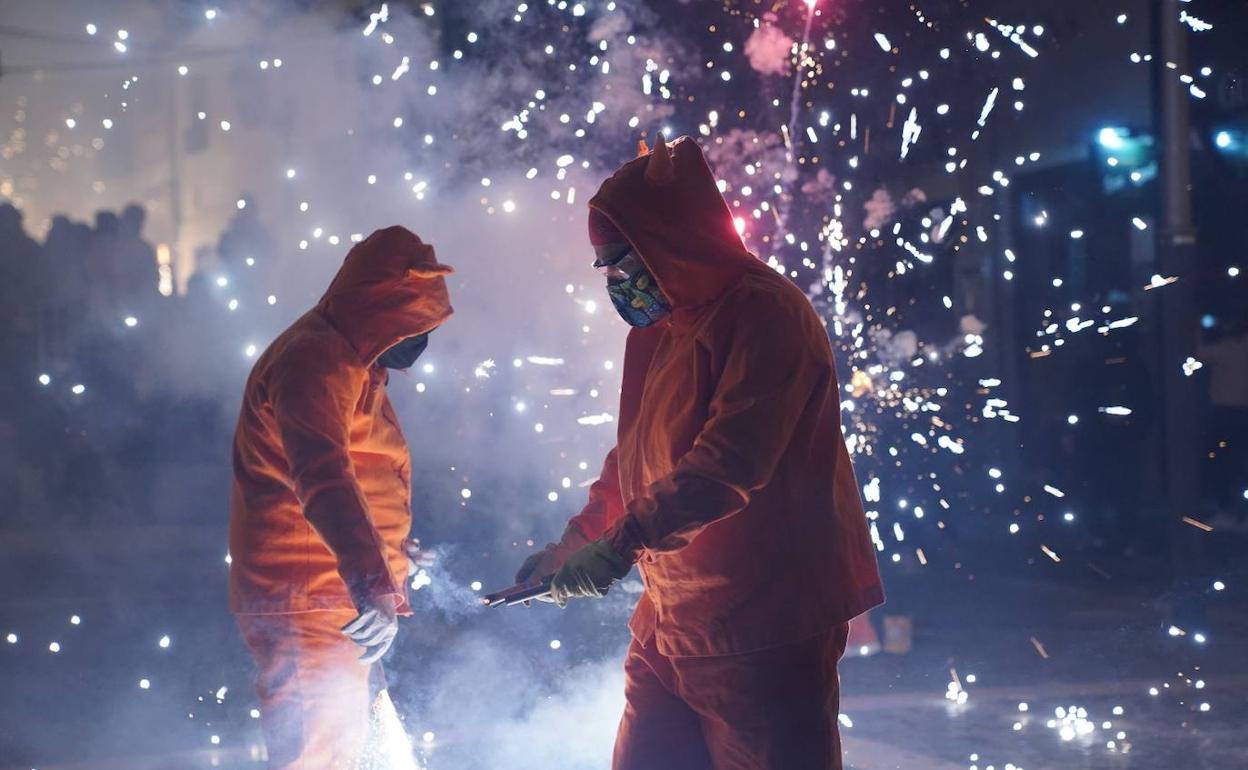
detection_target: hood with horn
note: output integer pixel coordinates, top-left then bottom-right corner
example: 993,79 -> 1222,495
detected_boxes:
588,135 -> 761,311
317,225 -> 454,366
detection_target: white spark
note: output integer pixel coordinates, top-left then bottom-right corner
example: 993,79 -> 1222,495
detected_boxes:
977,88 -> 999,127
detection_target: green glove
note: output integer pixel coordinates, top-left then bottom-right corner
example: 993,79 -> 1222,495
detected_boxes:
549,539 -> 632,607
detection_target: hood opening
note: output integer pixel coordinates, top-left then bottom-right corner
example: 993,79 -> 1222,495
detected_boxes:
317,226 -> 454,366
587,136 -> 760,311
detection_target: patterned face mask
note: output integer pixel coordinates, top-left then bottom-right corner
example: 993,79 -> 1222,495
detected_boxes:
597,247 -> 672,327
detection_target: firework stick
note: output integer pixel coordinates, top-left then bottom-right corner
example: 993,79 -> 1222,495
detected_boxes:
482,577 -> 554,607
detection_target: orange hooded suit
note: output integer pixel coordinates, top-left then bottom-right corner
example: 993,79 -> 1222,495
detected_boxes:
229,226 -> 452,769
566,138 -> 883,770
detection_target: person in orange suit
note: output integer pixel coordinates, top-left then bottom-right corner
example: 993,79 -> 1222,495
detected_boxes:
514,137 -> 884,770
229,226 -> 452,769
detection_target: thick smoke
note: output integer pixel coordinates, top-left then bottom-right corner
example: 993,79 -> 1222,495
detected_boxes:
396,633 -> 630,770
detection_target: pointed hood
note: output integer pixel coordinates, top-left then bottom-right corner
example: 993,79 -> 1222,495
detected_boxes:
588,135 -> 760,311
317,225 -> 454,366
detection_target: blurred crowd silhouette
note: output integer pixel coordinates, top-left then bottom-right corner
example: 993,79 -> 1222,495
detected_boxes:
0,200 -> 276,526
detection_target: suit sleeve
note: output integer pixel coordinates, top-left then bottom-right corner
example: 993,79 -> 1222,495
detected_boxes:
603,296 -> 827,561
565,447 -> 625,543
270,355 -> 399,608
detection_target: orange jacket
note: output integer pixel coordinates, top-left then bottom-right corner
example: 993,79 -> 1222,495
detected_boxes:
229,226 -> 453,615
568,137 -> 883,656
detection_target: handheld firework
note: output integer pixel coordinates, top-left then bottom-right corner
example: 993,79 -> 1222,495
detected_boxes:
481,577 -> 553,607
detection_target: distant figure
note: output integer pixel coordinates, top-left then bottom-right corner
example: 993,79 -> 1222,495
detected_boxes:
0,203 -> 44,367
86,210 -> 122,321
0,202 -> 38,255
1199,320 -> 1248,519
116,204 -> 158,307
513,138 -> 883,770
183,260 -> 216,312
218,194 -> 276,298
45,214 -> 91,283
42,215 -> 93,359
229,226 -> 451,769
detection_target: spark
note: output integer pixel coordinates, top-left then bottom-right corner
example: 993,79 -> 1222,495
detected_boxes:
363,3 -> 389,36
977,88 -> 999,127
899,108 -> 922,160
1179,11 -> 1213,32
577,413 -> 615,426
1030,637 -> 1049,658
1181,516 -> 1213,532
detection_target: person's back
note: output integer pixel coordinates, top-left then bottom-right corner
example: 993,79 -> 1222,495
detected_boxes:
229,225 -> 453,769
86,211 -> 121,321
230,226 -> 453,613
0,204 -> 43,346
230,310 -> 419,612
117,205 -> 158,306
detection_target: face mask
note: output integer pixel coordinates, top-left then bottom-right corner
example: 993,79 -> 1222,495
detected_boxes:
598,248 -> 671,328
376,333 -> 429,370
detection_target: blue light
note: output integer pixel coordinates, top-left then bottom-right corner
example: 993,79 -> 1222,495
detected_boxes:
1098,127 -> 1127,150
1215,131 -> 1233,149
1201,314 -> 1217,329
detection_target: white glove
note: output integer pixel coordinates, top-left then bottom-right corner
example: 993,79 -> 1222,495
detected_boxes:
341,596 -> 398,665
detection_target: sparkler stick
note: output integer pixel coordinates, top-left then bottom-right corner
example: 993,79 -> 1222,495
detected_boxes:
481,577 -> 554,607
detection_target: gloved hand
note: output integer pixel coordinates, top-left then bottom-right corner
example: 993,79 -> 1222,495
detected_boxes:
405,537 -> 436,576
549,539 -> 632,608
341,595 -> 399,665
514,527 -> 590,587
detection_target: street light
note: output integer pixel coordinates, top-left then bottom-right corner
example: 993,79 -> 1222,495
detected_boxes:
1097,127 -> 1128,150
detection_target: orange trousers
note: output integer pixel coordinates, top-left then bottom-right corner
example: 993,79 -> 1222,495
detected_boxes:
236,610 -> 372,770
613,624 -> 850,770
